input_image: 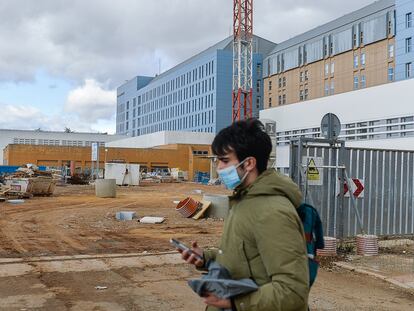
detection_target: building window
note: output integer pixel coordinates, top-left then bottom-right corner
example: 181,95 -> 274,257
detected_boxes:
282,77 -> 286,87
353,32 -> 358,47
360,30 -> 364,45
299,90 -> 304,101
406,37 -> 412,53
330,62 -> 335,75
325,63 -> 329,76
388,44 -> 394,58
268,97 -> 272,107
354,76 -> 359,90
406,12 -> 412,28
278,77 -> 282,88
360,75 -> 366,88
282,94 -> 286,105
304,70 -> 309,81
330,80 -> 335,95
268,80 -> 272,91
278,95 -> 282,105
406,62 -> 412,78
299,71 -> 304,83
324,83 -> 329,96
361,53 -> 366,66
388,66 -> 394,81
388,18 -> 393,35
304,89 -> 308,100
324,40 -> 328,57
353,55 -> 359,68
256,63 -> 261,77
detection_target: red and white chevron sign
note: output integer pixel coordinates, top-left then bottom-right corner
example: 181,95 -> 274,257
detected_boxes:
338,178 -> 365,198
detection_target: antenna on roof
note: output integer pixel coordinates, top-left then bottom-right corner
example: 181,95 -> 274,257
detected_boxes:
158,58 -> 161,75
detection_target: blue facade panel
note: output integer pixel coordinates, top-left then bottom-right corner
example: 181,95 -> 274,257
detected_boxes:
396,0 -> 414,81
215,50 -> 232,132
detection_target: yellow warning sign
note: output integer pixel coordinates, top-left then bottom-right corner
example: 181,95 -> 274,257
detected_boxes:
306,158 -> 320,181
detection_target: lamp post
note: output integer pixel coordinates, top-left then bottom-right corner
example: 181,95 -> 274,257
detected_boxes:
104,148 -> 108,179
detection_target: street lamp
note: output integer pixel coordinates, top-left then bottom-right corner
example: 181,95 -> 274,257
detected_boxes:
104,148 -> 108,179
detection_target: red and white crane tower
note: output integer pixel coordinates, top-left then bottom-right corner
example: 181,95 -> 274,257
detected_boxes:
232,0 -> 253,122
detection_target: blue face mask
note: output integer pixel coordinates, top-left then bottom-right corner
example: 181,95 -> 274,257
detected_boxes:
217,158 -> 249,190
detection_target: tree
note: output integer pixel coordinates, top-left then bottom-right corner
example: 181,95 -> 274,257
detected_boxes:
64,127 -> 74,133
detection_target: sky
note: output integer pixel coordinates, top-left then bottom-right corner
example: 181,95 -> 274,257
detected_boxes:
0,0 -> 375,134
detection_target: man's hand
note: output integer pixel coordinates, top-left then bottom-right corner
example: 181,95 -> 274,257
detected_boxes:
203,292 -> 232,309
179,241 -> 204,267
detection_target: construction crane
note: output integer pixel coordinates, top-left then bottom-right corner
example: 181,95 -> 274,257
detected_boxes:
232,0 -> 253,122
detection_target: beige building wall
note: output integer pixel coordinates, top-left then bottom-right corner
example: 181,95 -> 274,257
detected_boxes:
264,37 -> 395,109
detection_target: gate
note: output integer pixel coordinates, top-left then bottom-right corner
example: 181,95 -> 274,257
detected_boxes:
290,137 -> 414,238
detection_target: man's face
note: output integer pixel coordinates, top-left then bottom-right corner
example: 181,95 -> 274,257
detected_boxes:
216,150 -> 240,171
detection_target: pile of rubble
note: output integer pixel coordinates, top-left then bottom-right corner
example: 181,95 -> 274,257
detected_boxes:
1,164 -> 61,197
10,164 -> 61,179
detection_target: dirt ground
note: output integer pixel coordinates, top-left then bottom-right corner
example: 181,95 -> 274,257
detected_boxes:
0,183 -> 228,258
0,183 -> 413,310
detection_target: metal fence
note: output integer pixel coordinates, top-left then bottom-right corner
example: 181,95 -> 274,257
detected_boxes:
290,138 -> 414,238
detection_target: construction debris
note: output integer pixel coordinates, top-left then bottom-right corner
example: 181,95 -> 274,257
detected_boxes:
67,173 -> 90,185
192,200 -> 212,220
115,211 -> 136,221
7,199 -> 25,204
170,168 -> 188,181
139,216 -> 165,224
95,286 -> 108,290
3,164 -> 58,197
175,197 -> 200,218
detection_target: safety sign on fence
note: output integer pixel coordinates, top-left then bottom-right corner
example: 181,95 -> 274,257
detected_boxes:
337,178 -> 365,198
302,156 -> 324,186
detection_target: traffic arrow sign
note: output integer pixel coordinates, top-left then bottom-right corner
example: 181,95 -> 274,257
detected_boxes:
352,179 -> 364,198
337,178 -> 365,198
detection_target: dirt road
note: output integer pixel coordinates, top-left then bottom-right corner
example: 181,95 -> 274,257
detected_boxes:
0,183 -> 228,258
0,183 -> 413,310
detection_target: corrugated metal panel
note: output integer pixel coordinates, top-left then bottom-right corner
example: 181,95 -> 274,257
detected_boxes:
269,55 -> 277,75
268,0 -> 394,55
333,28 -> 353,55
283,49 -> 299,71
362,14 -> 388,45
306,39 -> 324,64
291,142 -> 414,238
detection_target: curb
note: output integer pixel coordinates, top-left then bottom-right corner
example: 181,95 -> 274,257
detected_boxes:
334,262 -> 414,291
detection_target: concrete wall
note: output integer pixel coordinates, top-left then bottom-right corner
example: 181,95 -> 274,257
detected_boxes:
106,131 -> 215,149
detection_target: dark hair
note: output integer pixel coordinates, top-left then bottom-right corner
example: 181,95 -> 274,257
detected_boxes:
212,119 -> 272,174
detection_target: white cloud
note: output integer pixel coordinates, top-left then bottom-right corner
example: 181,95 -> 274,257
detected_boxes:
0,102 -> 112,133
0,0 -> 376,133
0,0 -> 375,86
64,79 -> 116,122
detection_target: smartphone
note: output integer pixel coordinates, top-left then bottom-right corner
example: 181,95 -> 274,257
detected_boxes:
170,238 -> 203,261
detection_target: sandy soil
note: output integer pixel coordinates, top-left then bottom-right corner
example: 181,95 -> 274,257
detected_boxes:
0,183 -> 413,310
0,183 -> 228,258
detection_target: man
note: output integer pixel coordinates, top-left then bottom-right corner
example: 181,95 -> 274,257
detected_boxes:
181,119 -> 309,310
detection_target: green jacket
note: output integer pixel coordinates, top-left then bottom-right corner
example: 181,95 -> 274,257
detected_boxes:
203,169 -> 309,311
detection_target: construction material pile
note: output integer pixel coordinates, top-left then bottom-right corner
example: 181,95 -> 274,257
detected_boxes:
2,164 -> 59,197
